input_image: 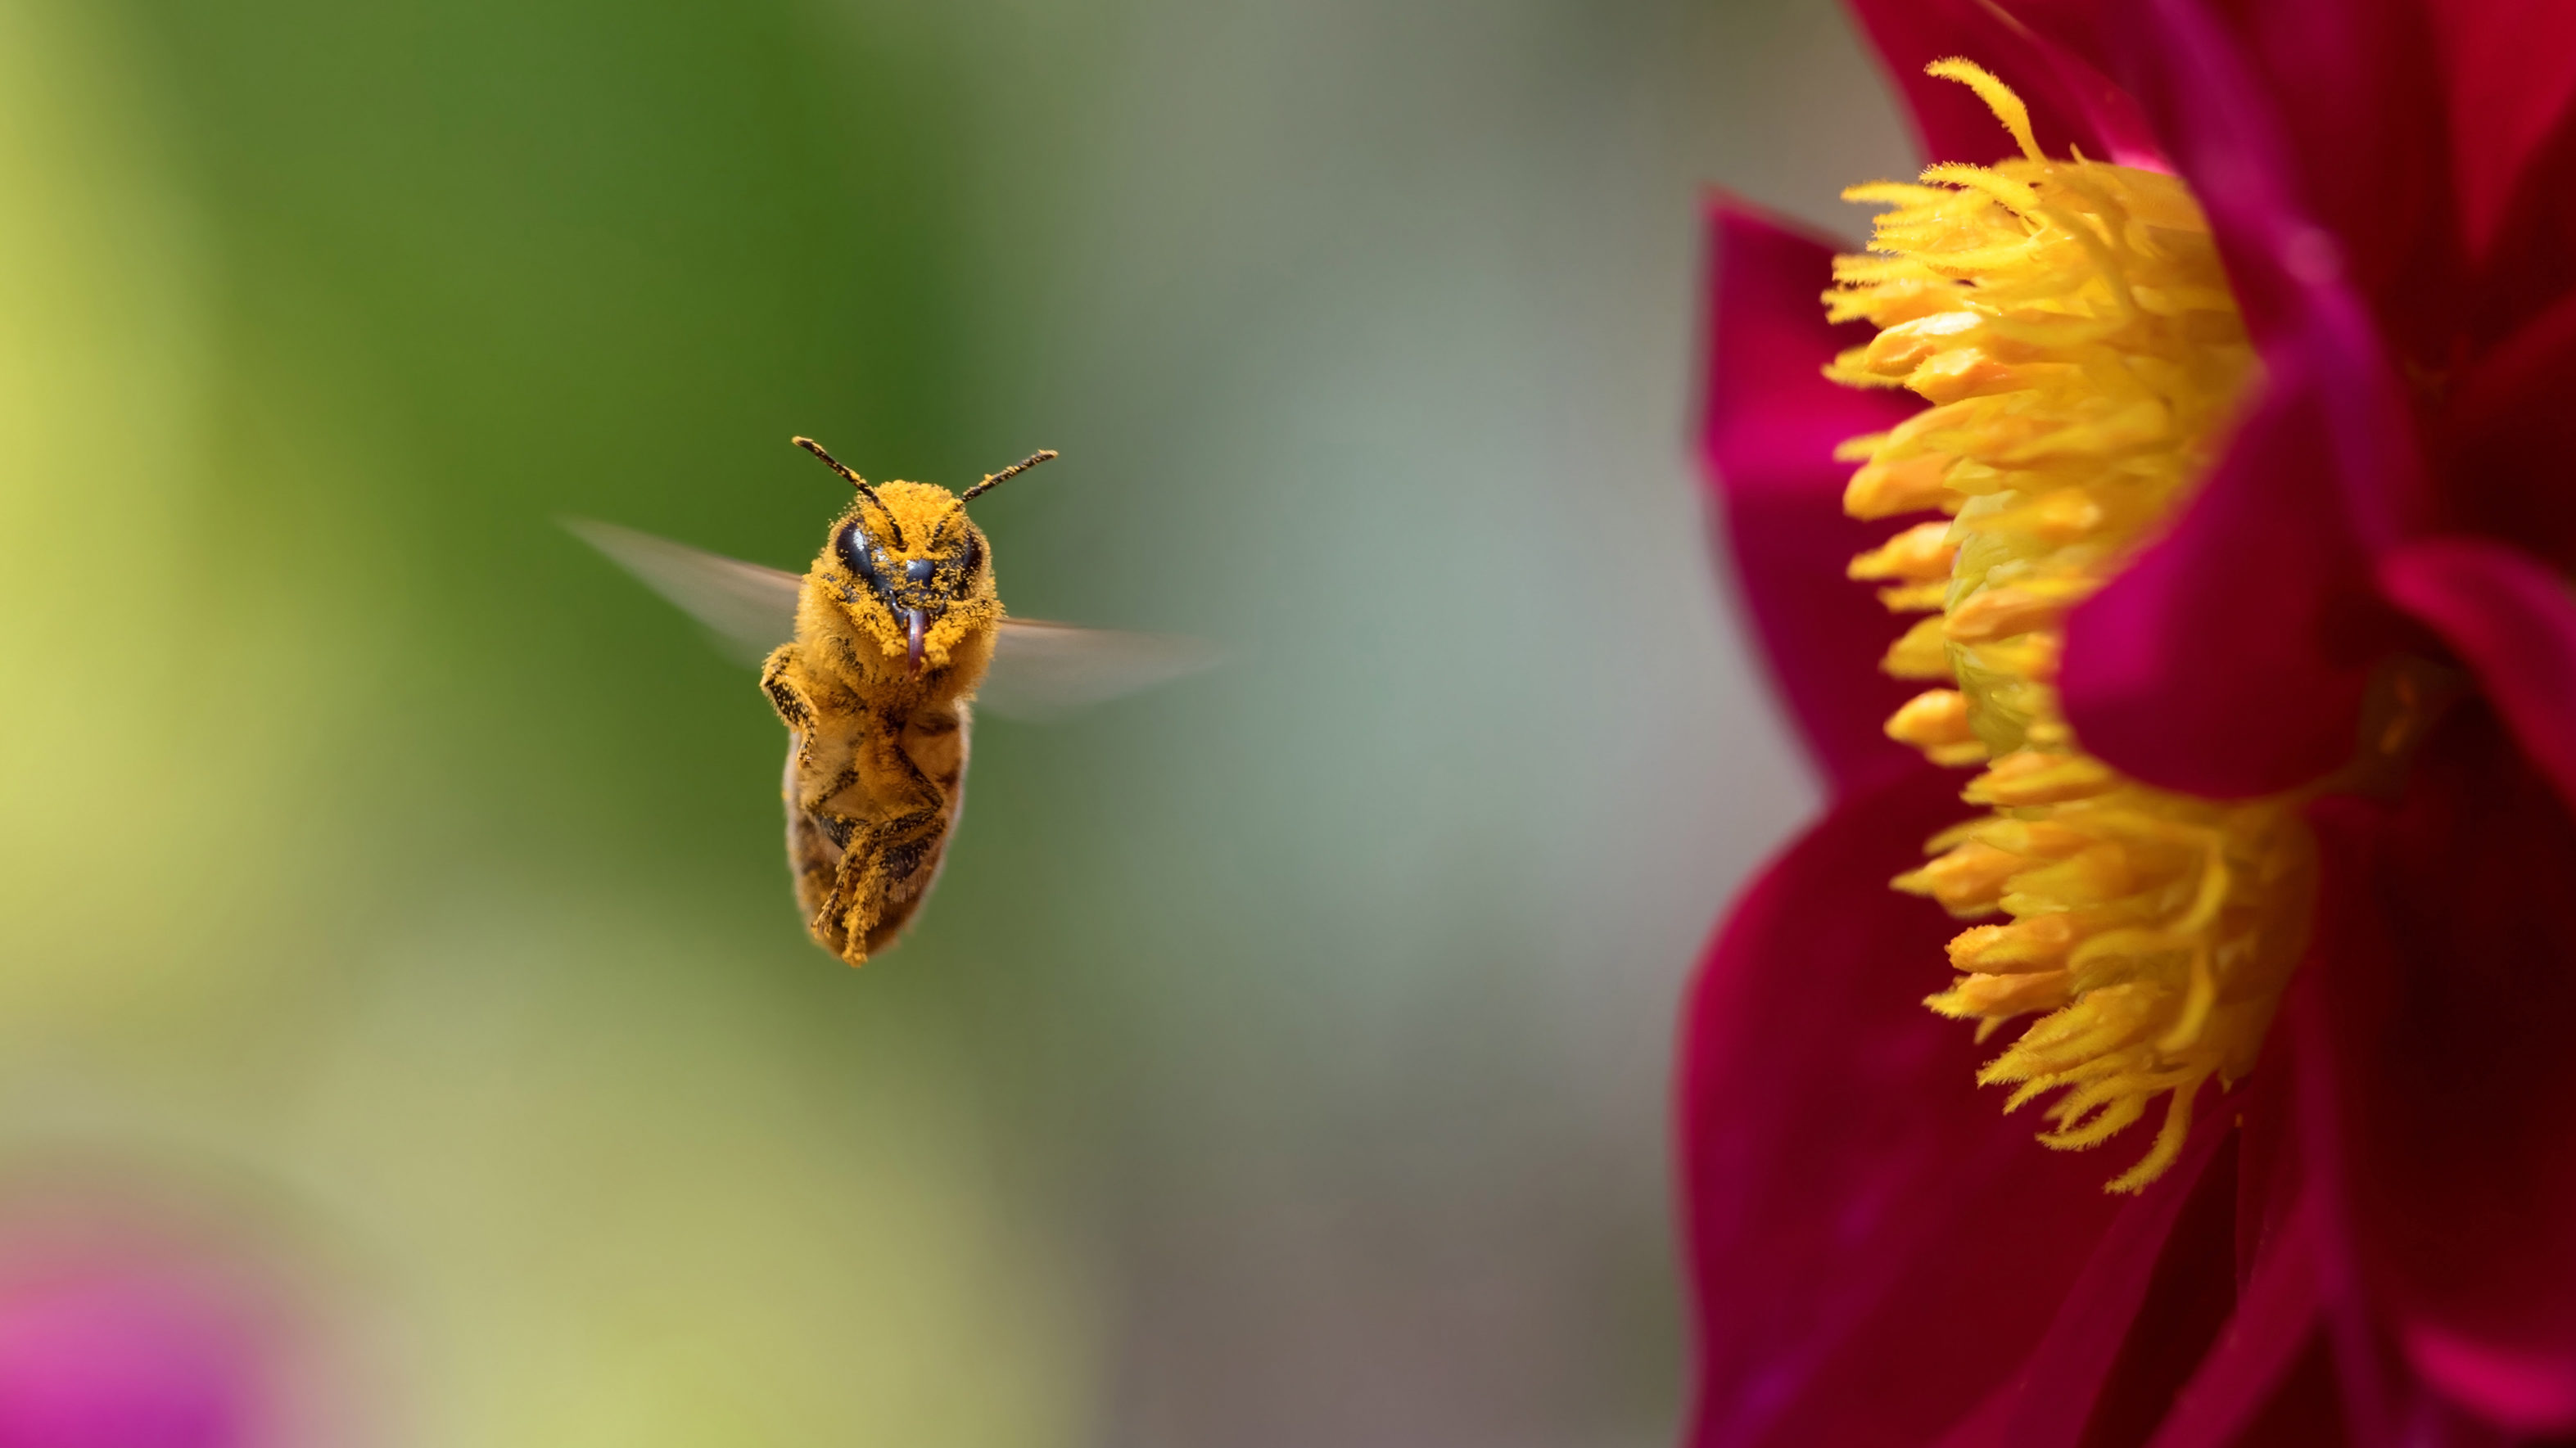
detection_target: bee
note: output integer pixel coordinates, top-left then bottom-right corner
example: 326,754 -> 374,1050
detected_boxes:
569,438 -> 1211,965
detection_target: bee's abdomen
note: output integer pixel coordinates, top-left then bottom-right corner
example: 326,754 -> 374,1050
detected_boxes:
775,692 -> 974,967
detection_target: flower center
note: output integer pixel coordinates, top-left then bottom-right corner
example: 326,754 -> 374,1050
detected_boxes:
1831,60 -> 2313,1192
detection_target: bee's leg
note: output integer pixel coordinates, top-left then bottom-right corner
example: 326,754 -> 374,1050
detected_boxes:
787,805 -> 852,954
830,817 -> 947,965
822,828 -> 891,966
797,765 -> 861,819
811,885 -> 861,961
792,773 -> 878,962
768,650 -> 867,957
819,710 -> 951,964
760,646 -> 823,772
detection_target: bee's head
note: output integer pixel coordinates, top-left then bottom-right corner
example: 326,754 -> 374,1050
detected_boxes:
826,483 -> 993,671
795,438 -> 1052,678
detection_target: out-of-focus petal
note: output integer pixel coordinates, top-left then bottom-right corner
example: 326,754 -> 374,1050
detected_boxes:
2108,0 -> 2424,366
1978,1120 -> 2233,1448
2058,0 -> 2442,798
1681,767 -> 2126,1448
2234,0 -> 2457,361
2058,363 -> 2383,799
2141,1197 -> 2325,1448
2461,103 -> 2576,345
2108,0 -> 2457,359
2379,537 -> 2576,814
2433,291 -> 2576,568
2430,0 -> 2576,262
1699,201 -> 1926,801
2307,717 -> 2576,1436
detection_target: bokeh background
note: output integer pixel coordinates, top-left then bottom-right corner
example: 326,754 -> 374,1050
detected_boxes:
0,0 -> 1912,1441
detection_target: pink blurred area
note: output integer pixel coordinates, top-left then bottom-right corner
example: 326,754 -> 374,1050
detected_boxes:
0,1265 -> 263,1448
0,1178 -> 359,1448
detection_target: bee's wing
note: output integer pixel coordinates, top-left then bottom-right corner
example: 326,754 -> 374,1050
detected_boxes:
563,518 -> 1213,715
563,516 -> 802,665
979,618 -> 1219,720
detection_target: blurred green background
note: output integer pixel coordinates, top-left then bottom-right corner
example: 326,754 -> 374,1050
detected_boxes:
0,0 -> 1906,1441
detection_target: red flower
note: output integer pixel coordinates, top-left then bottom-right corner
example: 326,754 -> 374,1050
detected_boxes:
1685,1 -> 2576,1443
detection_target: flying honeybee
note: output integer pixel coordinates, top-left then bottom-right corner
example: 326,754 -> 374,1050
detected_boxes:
569,438 -> 1212,965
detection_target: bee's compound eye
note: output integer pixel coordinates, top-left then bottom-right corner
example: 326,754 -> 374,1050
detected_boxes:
834,521 -> 880,584
903,558 -> 934,584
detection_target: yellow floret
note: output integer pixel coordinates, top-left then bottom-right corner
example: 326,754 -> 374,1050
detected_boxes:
1833,59 -> 2311,1192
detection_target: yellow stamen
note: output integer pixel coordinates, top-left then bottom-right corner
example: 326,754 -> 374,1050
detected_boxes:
1885,688 -> 1985,767
1848,521 -> 1957,584
1925,58 -> 2045,160
1845,452 -> 1955,518
1829,61 -> 2314,1192
1882,616 -> 1955,679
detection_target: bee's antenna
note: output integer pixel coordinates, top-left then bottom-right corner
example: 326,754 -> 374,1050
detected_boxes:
960,449 -> 1060,503
793,435 -> 905,549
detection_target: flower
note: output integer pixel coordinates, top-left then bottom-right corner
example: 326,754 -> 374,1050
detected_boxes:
1683,1 -> 2576,1443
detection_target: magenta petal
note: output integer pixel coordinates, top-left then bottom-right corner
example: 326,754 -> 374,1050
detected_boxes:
2142,1199 -> 2324,1448
2435,288 -> 2576,565
1980,1116 -> 2233,1448
1682,767 -> 2126,1448
1699,201 -> 1926,800
2102,0 -> 2326,341
2109,0 -> 2457,356
2058,364 -> 2381,799
2431,0 -> 2576,260
2462,88 -> 2576,343
2380,537 -> 2576,814
2110,0 -> 2434,370
2232,0 -> 2457,355
1842,0 -> 2059,164
2108,0 -> 2453,473
1839,0 -> 2162,168
2307,722 -> 2576,1436
2059,0 -> 2436,798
